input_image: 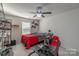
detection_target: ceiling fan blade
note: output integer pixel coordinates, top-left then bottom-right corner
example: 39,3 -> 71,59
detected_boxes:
42,12 -> 52,14
41,15 -> 45,17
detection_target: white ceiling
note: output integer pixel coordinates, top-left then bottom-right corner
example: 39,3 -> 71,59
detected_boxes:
2,3 -> 79,19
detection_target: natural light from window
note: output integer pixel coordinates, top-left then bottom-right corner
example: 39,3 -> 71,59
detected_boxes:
22,22 -> 31,34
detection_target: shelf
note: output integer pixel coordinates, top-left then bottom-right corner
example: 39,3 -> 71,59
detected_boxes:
0,3 -> 13,56
0,28 -> 11,30
0,20 -> 11,23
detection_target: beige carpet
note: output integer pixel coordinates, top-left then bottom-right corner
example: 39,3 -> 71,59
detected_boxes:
12,43 -> 38,56
12,43 -> 79,56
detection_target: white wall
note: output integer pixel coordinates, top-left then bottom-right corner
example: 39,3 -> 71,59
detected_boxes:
40,8 -> 79,50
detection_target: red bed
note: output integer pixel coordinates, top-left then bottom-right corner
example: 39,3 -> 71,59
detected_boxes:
21,34 -> 39,49
21,33 -> 60,49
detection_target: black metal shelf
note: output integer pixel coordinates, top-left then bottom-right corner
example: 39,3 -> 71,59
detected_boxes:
0,20 -> 11,23
0,28 -> 11,30
0,3 -> 13,56
0,20 -> 12,46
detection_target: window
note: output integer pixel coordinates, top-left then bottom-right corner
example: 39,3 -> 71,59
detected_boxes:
22,22 -> 31,34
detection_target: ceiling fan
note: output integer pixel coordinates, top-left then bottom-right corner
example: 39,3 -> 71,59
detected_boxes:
30,6 -> 52,18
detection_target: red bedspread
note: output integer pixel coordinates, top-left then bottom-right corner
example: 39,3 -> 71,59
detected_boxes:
50,36 -> 59,47
21,34 -> 60,49
21,34 -> 38,49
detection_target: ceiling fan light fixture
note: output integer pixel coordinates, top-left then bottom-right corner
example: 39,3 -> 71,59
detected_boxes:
32,6 -> 51,18
37,14 -> 42,17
